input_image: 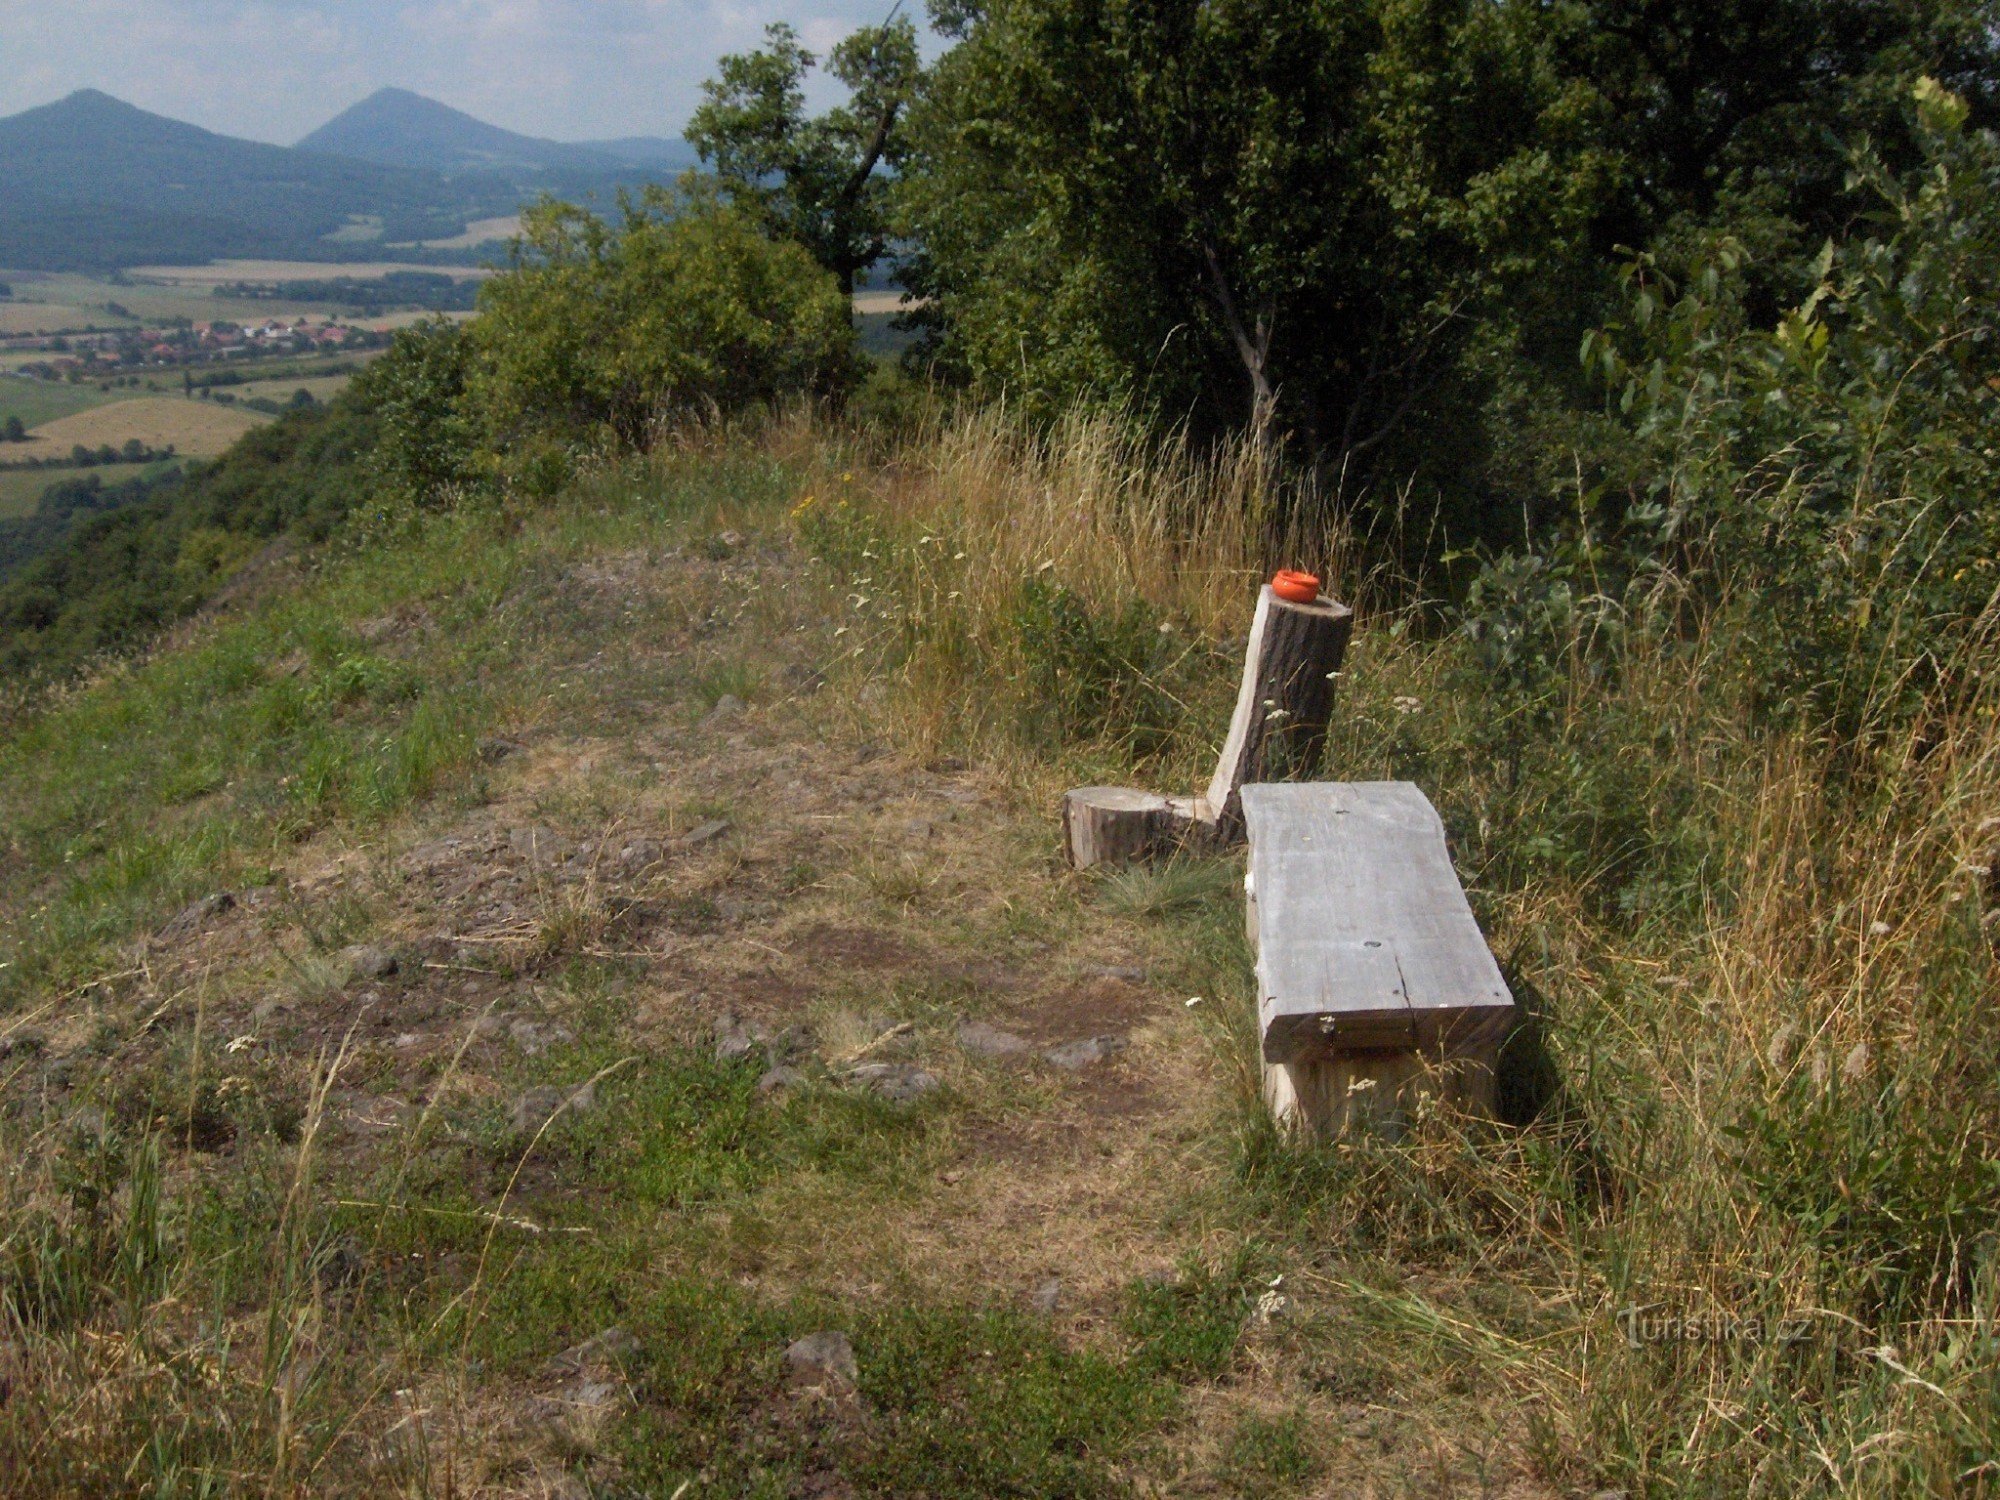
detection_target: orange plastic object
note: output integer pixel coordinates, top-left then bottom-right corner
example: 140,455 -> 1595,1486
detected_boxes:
1270,569 -> 1321,604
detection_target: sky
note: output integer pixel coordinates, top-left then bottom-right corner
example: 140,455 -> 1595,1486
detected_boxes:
0,0 -> 919,144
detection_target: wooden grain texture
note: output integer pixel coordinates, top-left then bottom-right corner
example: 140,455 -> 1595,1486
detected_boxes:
1062,787 -> 1211,869
1204,587 -> 1353,837
1242,781 -> 1514,1137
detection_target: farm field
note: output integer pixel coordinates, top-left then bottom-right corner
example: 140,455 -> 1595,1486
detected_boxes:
0,376 -> 131,430
394,214 -> 520,249
0,460 -> 169,519
18,397 -> 266,460
1,267 -> 493,335
127,260 -> 494,287
1,271 -> 338,333
226,372 -> 355,404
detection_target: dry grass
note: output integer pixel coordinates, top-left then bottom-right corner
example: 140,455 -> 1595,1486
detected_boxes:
2,398 -> 1994,1493
767,400 -> 2000,1494
21,396 -> 268,458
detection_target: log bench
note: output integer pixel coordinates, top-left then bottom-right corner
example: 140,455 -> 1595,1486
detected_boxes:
1242,781 -> 1514,1137
1063,582 -> 1352,866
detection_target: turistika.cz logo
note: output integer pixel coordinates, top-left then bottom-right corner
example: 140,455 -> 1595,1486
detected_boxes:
1617,1305 -> 1813,1349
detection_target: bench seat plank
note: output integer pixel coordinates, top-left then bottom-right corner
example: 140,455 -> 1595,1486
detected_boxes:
1242,782 -> 1512,1066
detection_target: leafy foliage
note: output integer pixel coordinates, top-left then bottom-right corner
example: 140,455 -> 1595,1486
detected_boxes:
688,19 -> 922,294
1563,79 -> 2000,730
470,191 -> 861,449
0,402 -> 379,681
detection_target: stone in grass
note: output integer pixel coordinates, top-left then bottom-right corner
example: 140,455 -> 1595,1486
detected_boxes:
713,1011 -> 766,1062
679,818 -> 733,849
1042,1035 -> 1128,1070
340,944 -> 399,982
158,892 -> 235,941
546,1325 -> 641,1378
1028,1278 -> 1062,1316
509,1019 -> 574,1057
956,1020 -> 1032,1058
510,1081 -> 597,1137
847,1062 -> 940,1103
702,695 -> 746,727
785,1330 -> 859,1390
758,1065 -> 804,1094
1082,964 -> 1147,984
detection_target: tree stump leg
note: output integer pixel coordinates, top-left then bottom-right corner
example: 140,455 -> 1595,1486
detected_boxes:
1263,1039 -> 1504,1141
1062,787 -> 1213,870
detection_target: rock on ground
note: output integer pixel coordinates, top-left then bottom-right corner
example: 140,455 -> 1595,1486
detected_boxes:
511,1081 -> 597,1136
1042,1035 -> 1128,1070
847,1062 -> 940,1103
785,1330 -> 858,1389
957,1020 -> 1032,1058
340,944 -> 399,982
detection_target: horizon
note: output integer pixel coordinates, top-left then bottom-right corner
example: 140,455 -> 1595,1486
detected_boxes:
0,1 -> 924,146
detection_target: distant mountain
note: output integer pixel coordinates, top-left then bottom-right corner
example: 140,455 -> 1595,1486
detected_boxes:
300,89 -> 693,178
0,90 -> 475,271
579,136 -> 702,173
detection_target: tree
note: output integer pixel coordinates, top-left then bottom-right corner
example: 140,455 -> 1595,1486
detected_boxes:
2,416 -> 23,443
897,0 -> 1610,480
468,189 -> 861,450
688,17 -> 923,296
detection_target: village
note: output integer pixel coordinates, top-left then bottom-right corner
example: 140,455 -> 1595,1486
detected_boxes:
1,315 -> 390,384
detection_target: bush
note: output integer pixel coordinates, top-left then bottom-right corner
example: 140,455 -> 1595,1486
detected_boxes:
1565,78 -> 2000,737
471,189 -> 861,449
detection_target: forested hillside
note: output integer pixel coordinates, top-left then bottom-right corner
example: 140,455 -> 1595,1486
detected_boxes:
3,3 -> 2000,1495
0,91 -> 474,268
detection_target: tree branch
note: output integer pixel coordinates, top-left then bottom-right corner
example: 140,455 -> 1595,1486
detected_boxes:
1201,241 -> 1276,432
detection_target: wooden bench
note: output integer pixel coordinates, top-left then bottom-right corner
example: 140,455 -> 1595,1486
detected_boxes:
1242,781 -> 1514,1137
1063,583 -> 1352,866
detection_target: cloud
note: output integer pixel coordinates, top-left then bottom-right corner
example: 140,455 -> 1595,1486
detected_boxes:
0,0 -> 913,142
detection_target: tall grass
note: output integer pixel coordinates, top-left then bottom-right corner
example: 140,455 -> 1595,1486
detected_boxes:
794,399 -> 2000,1494
782,401 -> 1353,782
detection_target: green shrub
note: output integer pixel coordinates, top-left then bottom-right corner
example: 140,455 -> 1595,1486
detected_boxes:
1563,78 -> 2000,736
471,189 -> 862,449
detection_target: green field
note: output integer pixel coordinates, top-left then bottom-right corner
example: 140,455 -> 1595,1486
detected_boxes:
0,347 -> 378,434
0,378 -> 127,430
0,460 -> 170,518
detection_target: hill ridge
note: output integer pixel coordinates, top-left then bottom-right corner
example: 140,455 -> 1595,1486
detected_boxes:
299,87 -> 692,177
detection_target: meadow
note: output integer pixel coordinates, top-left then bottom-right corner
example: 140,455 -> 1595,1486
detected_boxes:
0,374 -> 124,428
15,396 -> 266,458
0,398 -> 1991,1495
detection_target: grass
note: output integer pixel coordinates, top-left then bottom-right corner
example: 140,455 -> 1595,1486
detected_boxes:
0,374 -> 130,431
1,399 -> 1995,1493
16,396 -> 268,459
792,402 -> 2000,1494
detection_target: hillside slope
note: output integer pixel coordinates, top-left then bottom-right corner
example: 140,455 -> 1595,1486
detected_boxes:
0,429 -> 1559,1496
300,88 -> 628,176
0,91 -> 480,269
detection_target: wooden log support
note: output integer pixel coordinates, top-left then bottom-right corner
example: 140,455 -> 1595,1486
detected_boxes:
1062,584 -> 1353,869
1242,781 -> 1514,1138
1204,586 -> 1353,840
1060,788 -> 1212,869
